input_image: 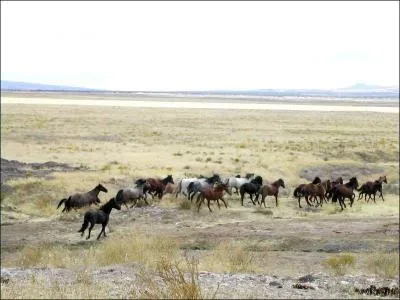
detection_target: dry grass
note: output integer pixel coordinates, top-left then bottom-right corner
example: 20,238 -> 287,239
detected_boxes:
324,253 -> 356,276
1,97 -> 399,298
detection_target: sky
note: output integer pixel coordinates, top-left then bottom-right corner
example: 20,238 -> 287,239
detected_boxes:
1,1 -> 399,91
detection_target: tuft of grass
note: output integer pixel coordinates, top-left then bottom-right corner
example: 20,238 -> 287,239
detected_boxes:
325,253 -> 356,275
132,255 -> 211,299
179,200 -> 192,210
366,252 -> 399,278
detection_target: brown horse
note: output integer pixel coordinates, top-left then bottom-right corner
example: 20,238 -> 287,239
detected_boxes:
196,183 -> 231,212
163,182 -> 179,196
293,177 -> 321,206
146,175 -> 174,199
357,175 -> 387,202
57,184 -> 108,213
299,183 -> 326,208
255,178 -> 285,207
331,177 -> 359,210
323,177 -> 343,199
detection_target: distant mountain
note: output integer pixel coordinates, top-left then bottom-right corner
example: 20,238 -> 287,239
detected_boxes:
1,80 -> 102,91
338,83 -> 399,93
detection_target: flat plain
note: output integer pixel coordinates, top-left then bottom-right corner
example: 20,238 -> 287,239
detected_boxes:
1,92 -> 399,299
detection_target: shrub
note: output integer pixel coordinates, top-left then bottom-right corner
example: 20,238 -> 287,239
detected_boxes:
366,252 -> 399,278
325,253 -> 356,275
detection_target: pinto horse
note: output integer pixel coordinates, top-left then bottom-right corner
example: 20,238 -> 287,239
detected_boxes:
255,178 -> 285,207
57,184 -> 108,213
196,183 -> 231,212
77,197 -> 121,240
115,184 -> 149,209
331,177 -> 359,210
145,175 -> 174,199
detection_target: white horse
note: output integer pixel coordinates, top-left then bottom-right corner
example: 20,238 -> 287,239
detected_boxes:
225,173 -> 255,195
175,178 -> 199,198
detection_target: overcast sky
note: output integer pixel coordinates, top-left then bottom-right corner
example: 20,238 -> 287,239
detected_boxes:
1,1 -> 399,91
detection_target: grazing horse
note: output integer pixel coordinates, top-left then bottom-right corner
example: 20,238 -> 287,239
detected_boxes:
77,197 -> 121,240
256,178 -> 285,207
196,183 -> 231,212
323,177 -> 343,199
57,184 -> 108,213
225,173 -> 255,195
115,184 -> 149,209
187,174 -> 221,202
239,176 -> 263,206
146,175 -> 174,199
357,175 -> 387,202
331,177 -> 359,210
293,177 -> 322,206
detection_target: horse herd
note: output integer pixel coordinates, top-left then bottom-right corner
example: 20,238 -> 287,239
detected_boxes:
56,173 -> 388,240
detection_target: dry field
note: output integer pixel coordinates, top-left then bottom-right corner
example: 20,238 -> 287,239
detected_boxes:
1,92 -> 399,299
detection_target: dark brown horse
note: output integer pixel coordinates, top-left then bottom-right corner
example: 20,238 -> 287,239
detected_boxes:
239,176 -> 263,206
146,175 -> 174,199
357,175 -> 387,202
293,177 -> 321,207
57,184 -> 108,213
331,177 -> 359,210
255,178 -> 285,207
323,177 -> 343,199
77,197 -> 121,240
299,183 -> 326,208
196,182 -> 231,212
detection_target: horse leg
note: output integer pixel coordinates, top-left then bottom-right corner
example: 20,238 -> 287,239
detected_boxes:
249,194 -> 256,205
197,195 -> 203,212
240,192 -> 245,206
207,199 -> 212,212
305,195 -> 313,207
87,222 -> 95,240
275,195 -> 278,207
78,219 -> 89,237
97,225 -> 106,240
298,196 -> 302,209
380,192 -> 385,201
220,197 -> 228,209
262,195 -> 267,208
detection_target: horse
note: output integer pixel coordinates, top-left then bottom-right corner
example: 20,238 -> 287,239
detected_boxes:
323,177 -> 343,199
57,184 -> 108,213
187,174 -> 221,202
225,173 -> 255,195
331,177 -> 359,210
293,177 -> 322,206
145,175 -> 174,199
77,197 -> 121,240
239,176 -> 263,206
196,182 -> 231,212
255,178 -> 285,207
163,182 -> 179,196
115,184 -> 149,209
175,177 -> 201,198
357,175 -> 387,202
298,182 -> 326,208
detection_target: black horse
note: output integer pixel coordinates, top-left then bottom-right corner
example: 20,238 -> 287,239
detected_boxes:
57,184 -> 108,213
77,197 -> 121,240
187,174 -> 221,201
240,176 -> 263,206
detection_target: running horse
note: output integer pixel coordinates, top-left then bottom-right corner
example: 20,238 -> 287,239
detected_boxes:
255,178 -> 285,207
57,184 -> 108,212
331,177 -> 359,210
196,182 -> 231,212
357,175 -> 387,202
145,175 -> 174,199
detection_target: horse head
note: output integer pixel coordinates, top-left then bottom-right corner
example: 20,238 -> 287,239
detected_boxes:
278,178 -> 285,188
251,176 -> 263,186
312,176 -> 322,184
164,175 -> 174,185
110,197 -> 121,210
379,175 -> 387,184
245,173 -> 255,179
349,177 -> 359,189
135,178 -> 147,186
96,184 -> 108,193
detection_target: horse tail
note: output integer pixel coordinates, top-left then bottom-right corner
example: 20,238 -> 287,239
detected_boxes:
57,198 -> 68,209
293,187 -> 301,198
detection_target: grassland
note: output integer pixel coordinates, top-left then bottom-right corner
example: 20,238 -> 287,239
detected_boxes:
1,94 -> 399,299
